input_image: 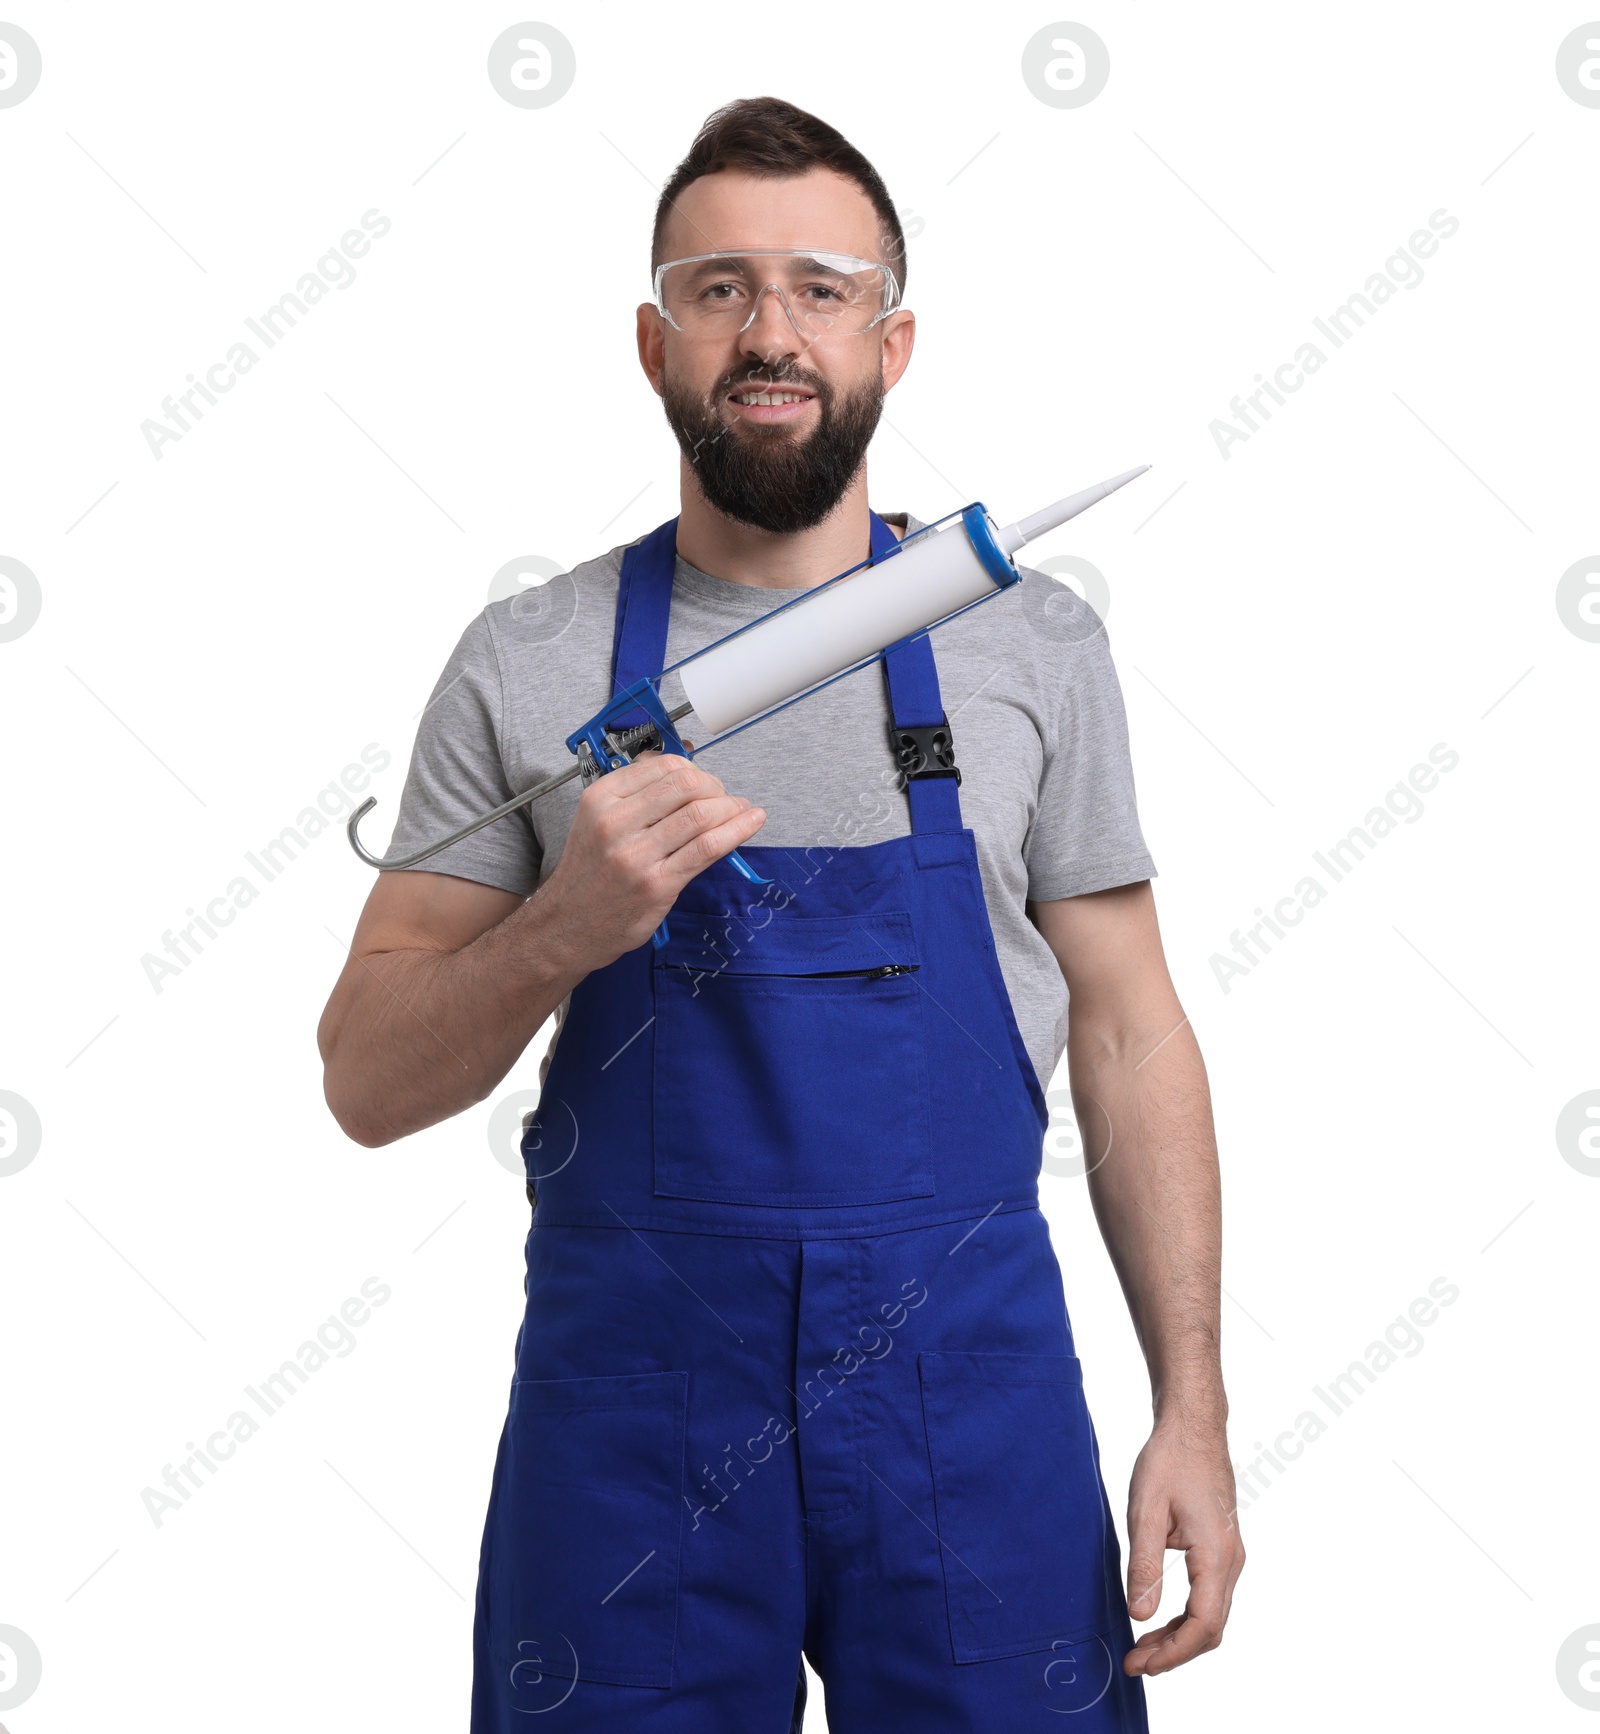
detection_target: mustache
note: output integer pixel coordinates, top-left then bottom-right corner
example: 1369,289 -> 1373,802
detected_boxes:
713,361 -> 829,400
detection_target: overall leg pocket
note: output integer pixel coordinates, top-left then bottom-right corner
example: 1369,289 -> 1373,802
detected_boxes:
489,1371 -> 687,1691
918,1351 -> 1112,1662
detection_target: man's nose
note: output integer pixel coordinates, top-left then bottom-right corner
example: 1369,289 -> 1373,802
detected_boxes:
737,283 -> 806,368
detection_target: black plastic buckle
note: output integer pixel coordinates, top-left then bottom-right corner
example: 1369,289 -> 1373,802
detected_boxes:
890,718 -> 961,784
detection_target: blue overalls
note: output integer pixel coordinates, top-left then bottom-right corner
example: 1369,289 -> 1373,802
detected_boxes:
470,515 -> 1150,1732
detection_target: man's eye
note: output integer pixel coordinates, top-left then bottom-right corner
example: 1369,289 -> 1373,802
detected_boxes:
701,281 -> 743,301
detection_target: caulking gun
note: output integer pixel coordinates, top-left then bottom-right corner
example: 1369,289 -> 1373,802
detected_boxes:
346,465 -> 1151,932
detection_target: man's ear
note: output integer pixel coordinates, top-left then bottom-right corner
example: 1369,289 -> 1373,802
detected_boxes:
636,303 -> 665,397
880,309 -> 916,393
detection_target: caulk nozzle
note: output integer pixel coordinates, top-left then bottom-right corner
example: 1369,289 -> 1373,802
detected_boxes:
996,465 -> 1152,556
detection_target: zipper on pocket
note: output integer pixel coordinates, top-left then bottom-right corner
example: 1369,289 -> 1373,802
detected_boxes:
662,962 -> 918,981
805,962 -> 917,980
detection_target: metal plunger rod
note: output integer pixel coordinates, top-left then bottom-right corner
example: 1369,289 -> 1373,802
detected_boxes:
345,701 -> 695,870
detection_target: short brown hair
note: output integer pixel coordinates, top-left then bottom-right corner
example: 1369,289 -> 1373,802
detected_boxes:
652,96 -> 906,291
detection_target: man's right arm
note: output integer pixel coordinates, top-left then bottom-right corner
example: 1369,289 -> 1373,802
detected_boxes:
317,752 -> 765,1147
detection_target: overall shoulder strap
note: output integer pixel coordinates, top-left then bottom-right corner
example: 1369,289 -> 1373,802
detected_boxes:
875,514 -> 964,834
610,518 -> 679,729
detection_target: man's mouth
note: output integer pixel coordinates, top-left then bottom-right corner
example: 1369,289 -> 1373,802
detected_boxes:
726,384 -> 818,425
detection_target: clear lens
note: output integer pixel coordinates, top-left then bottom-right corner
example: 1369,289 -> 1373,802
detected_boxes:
656,250 -> 896,338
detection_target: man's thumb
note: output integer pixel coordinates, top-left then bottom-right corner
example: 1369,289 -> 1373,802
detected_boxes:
1125,1525 -> 1166,1618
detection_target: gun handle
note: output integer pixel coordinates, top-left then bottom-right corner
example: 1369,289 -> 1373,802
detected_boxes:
728,849 -> 769,885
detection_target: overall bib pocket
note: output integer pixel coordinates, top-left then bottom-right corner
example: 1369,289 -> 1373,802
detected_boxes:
652,911 -> 934,1208
918,1351 -> 1111,1661
490,1371 -> 687,1690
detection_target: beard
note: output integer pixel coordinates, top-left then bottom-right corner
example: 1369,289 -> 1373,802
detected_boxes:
660,359 -> 884,535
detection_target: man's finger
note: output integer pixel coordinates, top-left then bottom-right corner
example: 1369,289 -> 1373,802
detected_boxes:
1122,1613 -> 1184,1676
643,794 -> 759,862
1124,1543 -> 1232,1676
1125,1609 -> 1221,1676
599,757 -> 730,827
584,750 -> 697,801
659,805 -> 767,880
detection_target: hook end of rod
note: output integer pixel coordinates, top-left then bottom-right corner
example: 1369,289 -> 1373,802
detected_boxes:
347,796 -> 388,869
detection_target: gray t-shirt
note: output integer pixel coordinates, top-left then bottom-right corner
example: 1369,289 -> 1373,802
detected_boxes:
385,512 -> 1156,1093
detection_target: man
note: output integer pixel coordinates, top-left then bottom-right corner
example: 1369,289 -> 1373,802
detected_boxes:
319,96 -> 1242,1732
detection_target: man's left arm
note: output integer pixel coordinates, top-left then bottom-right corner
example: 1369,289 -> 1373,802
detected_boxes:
1030,880 -> 1245,1679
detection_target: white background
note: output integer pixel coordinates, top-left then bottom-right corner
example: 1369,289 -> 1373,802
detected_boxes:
2,1 -> 1596,1727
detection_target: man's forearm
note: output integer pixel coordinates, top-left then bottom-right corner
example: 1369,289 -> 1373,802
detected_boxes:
320,892 -> 588,1147
318,754 -> 768,1150
1071,1015 -> 1226,1428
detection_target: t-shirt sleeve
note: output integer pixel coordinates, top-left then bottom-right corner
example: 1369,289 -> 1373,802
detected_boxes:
382,611 -> 542,894
1023,610 -> 1157,903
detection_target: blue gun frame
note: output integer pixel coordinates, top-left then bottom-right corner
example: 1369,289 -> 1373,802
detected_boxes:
568,677 -> 771,948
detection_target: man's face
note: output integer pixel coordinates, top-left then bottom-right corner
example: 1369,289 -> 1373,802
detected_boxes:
637,167 -> 915,535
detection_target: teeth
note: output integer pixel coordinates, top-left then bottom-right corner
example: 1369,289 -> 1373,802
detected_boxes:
735,391 -> 808,406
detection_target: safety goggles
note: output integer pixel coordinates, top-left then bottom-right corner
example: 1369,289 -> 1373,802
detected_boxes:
652,248 -> 901,340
